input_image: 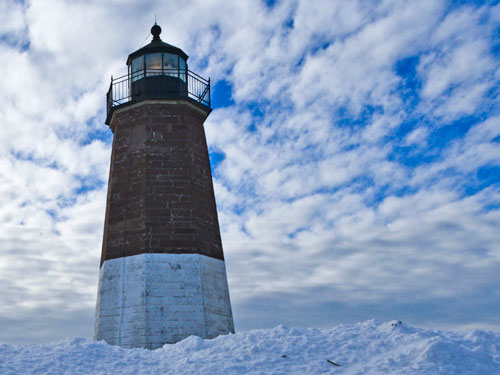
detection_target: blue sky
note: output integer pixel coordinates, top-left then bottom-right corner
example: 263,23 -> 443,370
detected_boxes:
0,0 -> 499,344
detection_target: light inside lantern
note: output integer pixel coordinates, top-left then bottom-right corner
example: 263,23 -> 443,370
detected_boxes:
146,53 -> 162,76
130,53 -> 187,82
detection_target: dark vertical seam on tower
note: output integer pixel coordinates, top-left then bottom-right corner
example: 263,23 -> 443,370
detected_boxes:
187,115 -> 209,338
197,255 -> 209,338
186,107 -> 196,253
144,113 -> 151,349
144,253 -> 150,349
119,117 -> 134,346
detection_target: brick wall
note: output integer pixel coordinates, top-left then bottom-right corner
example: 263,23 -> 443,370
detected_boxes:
101,101 -> 224,266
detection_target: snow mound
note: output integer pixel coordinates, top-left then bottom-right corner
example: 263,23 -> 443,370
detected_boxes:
0,320 -> 499,374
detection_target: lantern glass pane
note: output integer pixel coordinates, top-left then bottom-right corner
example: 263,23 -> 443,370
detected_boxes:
131,56 -> 144,81
179,58 -> 186,82
163,53 -> 178,76
146,53 -> 162,76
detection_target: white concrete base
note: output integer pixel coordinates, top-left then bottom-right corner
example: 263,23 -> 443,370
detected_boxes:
94,253 -> 234,349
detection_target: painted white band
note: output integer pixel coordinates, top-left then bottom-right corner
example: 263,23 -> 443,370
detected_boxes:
94,253 -> 234,349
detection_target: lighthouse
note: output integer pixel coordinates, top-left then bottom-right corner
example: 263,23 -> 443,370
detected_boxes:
94,24 -> 234,349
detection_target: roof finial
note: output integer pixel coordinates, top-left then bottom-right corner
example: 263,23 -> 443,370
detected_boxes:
151,22 -> 161,41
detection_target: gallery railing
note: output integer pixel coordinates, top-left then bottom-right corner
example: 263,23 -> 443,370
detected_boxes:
106,68 -> 210,123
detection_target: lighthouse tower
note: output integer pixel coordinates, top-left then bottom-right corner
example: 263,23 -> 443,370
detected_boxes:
94,24 -> 234,349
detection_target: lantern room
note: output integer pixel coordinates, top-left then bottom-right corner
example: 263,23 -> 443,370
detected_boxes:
105,23 -> 210,125
126,23 -> 188,102
127,23 -> 187,84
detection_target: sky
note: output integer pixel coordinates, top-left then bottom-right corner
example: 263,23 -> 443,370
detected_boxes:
0,0 -> 499,345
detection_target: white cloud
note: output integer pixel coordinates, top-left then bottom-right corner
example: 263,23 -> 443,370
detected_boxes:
418,6 -> 500,121
0,0 -> 25,37
404,127 -> 428,146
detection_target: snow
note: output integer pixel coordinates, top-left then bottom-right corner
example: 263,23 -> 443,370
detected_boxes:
0,320 -> 499,374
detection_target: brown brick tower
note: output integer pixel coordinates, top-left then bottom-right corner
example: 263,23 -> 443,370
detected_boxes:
94,24 -> 234,349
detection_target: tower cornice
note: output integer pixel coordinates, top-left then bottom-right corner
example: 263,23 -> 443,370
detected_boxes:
107,98 -> 212,131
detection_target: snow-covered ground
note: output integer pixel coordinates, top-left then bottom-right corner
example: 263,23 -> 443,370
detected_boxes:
1,320 -> 499,374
